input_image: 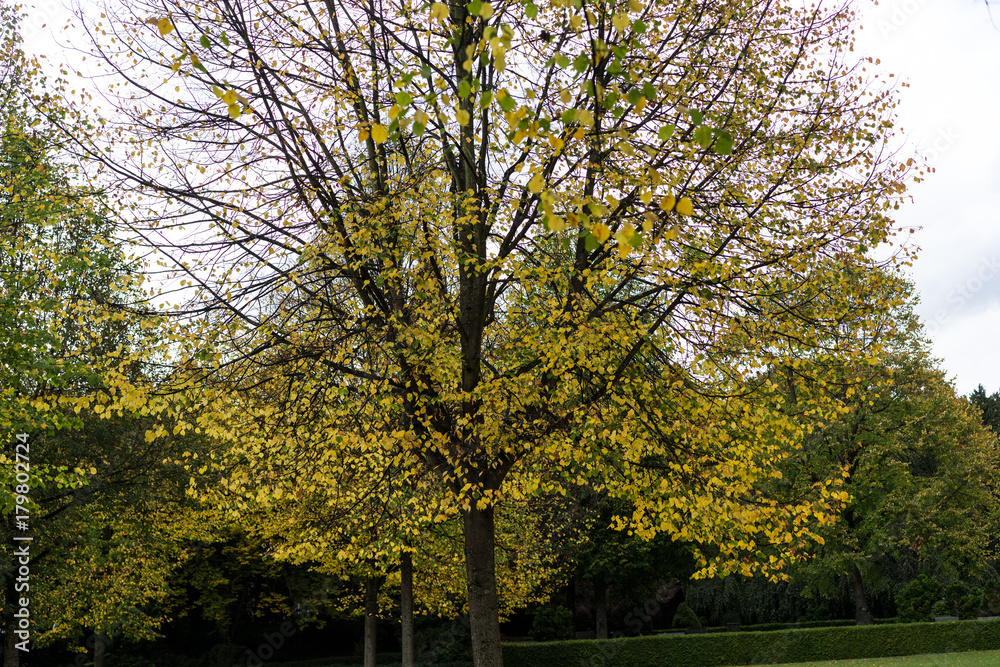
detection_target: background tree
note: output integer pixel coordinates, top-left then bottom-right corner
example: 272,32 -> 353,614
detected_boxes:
969,385 -> 1000,433
70,0 -> 918,663
766,274 -> 1000,625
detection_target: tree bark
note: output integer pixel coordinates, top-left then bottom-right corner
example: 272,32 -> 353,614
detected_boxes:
364,575 -> 384,667
594,576 -> 608,640
849,563 -> 874,625
93,630 -> 107,667
4,570 -> 18,667
401,551 -> 415,667
463,504 -> 503,667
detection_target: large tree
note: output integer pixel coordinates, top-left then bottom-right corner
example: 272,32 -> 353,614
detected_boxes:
69,0 -> 916,663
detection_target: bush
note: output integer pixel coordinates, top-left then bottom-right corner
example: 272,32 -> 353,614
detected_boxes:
502,618 -> 1000,667
529,606 -> 574,642
672,603 -> 702,629
895,575 -> 941,623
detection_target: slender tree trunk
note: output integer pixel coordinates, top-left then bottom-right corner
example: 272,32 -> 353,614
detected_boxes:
463,504 -> 503,667
93,630 -> 107,667
849,563 -> 873,626
565,578 -> 576,638
594,577 -> 608,640
401,551 -> 415,667
3,571 -> 19,667
4,514 -> 20,667
364,575 -> 384,667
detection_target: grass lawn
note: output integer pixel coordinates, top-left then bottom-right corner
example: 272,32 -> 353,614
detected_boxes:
735,649 -> 1000,667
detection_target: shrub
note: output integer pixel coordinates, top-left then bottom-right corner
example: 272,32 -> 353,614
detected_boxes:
672,603 -> 702,629
895,575 -> 941,623
502,618 -> 1000,667
529,606 -> 574,642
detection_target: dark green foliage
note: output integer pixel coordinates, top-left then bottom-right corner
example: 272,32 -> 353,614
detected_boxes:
895,575 -> 942,623
501,618 -> 1000,667
969,385 -> 1000,432
933,582 -> 983,619
529,606 -> 574,641
672,603 -> 702,629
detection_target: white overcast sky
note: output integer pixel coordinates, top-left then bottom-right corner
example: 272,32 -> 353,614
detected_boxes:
15,0 -> 1000,395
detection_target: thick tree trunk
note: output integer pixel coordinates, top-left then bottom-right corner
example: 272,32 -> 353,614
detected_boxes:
463,504 -> 503,667
364,575 -> 384,667
594,577 -> 608,640
401,551 -> 415,667
849,563 -> 873,626
93,630 -> 107,667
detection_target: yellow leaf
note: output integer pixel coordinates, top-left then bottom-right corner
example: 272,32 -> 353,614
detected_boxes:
612,13 -> 630,31
156,17 -> 174,36
371,123 -> 389,143
456,109 -> 470,126
547,215 -> 566,231
676,196 -> 694,216
222,90 -> 237,105
227,103 -> 241,119
430,2 -> 449,21
528,172 -> 544,193
388,104 -> 402,121
592,223 -> 611,243
479,2 -> 494,18
548,135 -> 564,150
659,195 -> 676,212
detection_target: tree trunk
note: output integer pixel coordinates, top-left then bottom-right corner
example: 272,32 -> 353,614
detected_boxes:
93,630 -> 107,667
849,563 -> 874,625
3,571 -> 18,667
364,575 -> 384,667
4,515 -> 20,667
401,551 -> 415,667
463,504 -> 503,667
594,576 -> 608,640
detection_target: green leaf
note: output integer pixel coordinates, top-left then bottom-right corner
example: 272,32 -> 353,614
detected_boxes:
479,91 -> 493,108
689,108 -> 703,125
468,0 -> 483,15
193,61 -> 208,74
584,233 -> 600,252
573,53 -> 590,73
713,128 -> 733,155
458,80 -> 472,98
525,2 -> 538,18
641,82 -> 656,101
413,121 -> 426,136
499,95 -> 517,112
220,32 -> 230,46
561,109 -> 577,124
658,124 -> 675,142
694,125 -> 712,149
608,59 -> 622,75
556,53 -> 570,68
200,34 -> 211,49
395,91 -> 413,106
626,88 -> 642,105
421,64 -> 432,78
629,231 -> 643,249
632,19 -> 646,34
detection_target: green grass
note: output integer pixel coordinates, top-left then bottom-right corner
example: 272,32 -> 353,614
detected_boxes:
735,649 -> 1000,667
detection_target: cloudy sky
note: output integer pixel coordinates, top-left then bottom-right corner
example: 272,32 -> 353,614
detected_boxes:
16,0 -> 1000,395
853,0 -> 1000,394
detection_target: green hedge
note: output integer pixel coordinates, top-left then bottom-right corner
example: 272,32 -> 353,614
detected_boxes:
502,618 -> 1000,667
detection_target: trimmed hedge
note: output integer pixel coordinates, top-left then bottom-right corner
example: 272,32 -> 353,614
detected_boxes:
502,618 -> 1000,667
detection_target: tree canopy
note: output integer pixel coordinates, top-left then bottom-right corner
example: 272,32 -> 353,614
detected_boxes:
63,0 -> 922,663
